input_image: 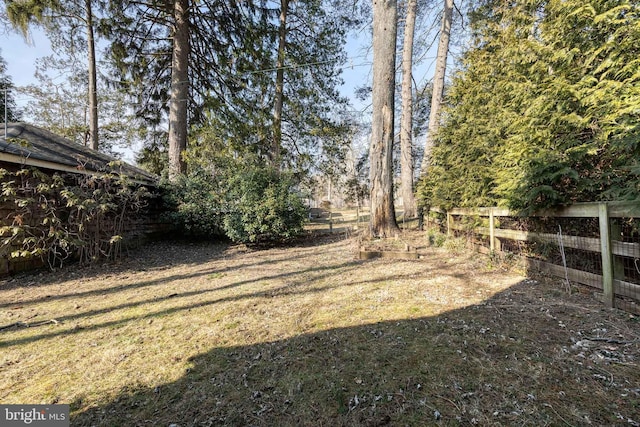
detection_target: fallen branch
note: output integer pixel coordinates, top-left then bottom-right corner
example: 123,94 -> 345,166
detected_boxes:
0,321 -> 27,331
30,319 -> 60,327
0,319 -> 59,331
584,336 -> 638,345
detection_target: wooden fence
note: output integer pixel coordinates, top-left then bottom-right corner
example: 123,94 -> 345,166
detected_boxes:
430,202 -> 640,313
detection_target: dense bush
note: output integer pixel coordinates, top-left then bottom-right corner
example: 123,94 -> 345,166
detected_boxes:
0,166 -> 151,268
161,168 -> 225,239
223,167 -> 307,243
164,163 -> 307,244
420,0 -> 640,213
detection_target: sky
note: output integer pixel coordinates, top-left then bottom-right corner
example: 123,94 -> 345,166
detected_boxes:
2,28 -> 50,90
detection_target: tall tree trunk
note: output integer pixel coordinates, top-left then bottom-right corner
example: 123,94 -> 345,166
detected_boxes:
168,0 -> 190,181
369,0 -> 399,237
420,0 -> 453,176
400,0 -> 417,218
86,0 -> 99,151
272,0 -> 289,167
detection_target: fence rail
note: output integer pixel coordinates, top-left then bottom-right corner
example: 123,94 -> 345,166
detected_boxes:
430,202 -> 640,313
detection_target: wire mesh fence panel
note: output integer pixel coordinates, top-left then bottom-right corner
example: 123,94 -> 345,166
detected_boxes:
439,204 -> 640,313
499,217 -> 605,290
610,217 -> 640,311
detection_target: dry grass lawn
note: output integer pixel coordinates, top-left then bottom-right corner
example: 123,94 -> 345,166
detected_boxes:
1,231 -> 639,426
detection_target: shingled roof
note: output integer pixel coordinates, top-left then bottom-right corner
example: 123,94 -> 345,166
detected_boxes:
0,122 -> 157,184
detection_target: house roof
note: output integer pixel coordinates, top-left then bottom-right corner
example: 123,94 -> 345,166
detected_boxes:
0,122 -> 157,185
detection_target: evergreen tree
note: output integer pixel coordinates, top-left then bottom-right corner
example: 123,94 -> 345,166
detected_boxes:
166,0 -> 189,179
272,0 -> 288,165
420,0 -> 640,212
21,55 -> 139,155
21,56 -> 90,144
0,51 -> 20,122
5,0 -> 102,149
275,0 -> 354,172
184,0 -> 355,178
104,0 -> 257,178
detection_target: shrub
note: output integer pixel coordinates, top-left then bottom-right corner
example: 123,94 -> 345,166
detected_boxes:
223,167 -> 307,243
426,228 -> 447,247
443,237 -> 467,254
163,164 -> 307,244
161,169 -> 225,239
0,167 -> 151,268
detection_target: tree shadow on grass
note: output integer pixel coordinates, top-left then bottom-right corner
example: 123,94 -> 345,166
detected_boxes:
1,256 -> 478,348
0,257 -> 376,346
0,232 -> 342,292
0,233 -> 342,306
0,240 -> 229,290
70,280 -> 639,426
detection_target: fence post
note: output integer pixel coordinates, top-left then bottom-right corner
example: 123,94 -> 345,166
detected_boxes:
447,212 -> 452,236
598,202 -> 615,308
329,211 -> 333,233
489,208 -> 495,252
610,221 -> 626,283
426,207 -> 430,229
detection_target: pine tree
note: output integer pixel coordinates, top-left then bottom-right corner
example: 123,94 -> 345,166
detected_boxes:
167,0 -> 189,179
187,0 -> 354,178
276,0 -> 354,172
104,0 -> 257,178
5,0 -> 101,149
272,0 -> 288,166
0,51 -> 20,123
21,55 -> 137,155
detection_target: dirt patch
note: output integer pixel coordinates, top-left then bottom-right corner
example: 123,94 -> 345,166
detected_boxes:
0,232 -> 639,426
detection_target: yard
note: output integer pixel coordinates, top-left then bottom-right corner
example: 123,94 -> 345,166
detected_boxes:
1,231 -> 639,426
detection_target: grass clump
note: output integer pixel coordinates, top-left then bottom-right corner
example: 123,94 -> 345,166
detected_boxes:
426,228 -> 447,247
442,237 -> 467,254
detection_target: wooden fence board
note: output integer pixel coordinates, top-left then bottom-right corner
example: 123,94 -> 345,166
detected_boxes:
525,258 -> 640,300
534,204 -> 600,218
608,201 -> 640,218
437,201 -> 640,219
612,241 -> 640,258
447,202 -> 640,312
526,258 -> 602,289
614,280 -> 640,301
448,207 -> 511,217
452,224 -> 640,258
